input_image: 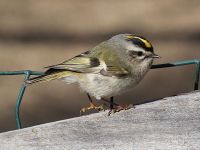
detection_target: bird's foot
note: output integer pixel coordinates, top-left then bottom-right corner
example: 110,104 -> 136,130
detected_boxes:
108,104 -> 134,116
80,102 -> 105,115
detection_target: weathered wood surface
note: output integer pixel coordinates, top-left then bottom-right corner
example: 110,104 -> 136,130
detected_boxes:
0,91 -> 200,150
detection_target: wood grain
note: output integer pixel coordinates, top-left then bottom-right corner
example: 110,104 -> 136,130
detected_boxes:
0,91 -> 200,150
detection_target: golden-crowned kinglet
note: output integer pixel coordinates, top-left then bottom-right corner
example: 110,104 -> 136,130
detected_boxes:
26,34 -> 159,113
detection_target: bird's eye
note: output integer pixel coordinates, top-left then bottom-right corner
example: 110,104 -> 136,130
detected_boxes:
137,51 -> 144,56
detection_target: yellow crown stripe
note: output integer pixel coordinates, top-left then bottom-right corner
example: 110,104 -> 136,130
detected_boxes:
125,35 -> 135,39
125,35 -> 152,48
133,36 -> 152,48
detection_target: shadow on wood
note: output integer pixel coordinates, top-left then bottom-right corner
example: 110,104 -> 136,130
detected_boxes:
0,91 -> 200,150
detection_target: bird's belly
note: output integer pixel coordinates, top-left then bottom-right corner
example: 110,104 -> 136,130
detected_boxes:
79,74 -> 137,100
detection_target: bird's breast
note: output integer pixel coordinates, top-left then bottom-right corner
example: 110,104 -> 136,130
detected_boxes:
79,73 -> 138,99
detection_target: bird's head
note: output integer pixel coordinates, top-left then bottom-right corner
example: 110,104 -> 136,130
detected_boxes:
110,34 -> 160,68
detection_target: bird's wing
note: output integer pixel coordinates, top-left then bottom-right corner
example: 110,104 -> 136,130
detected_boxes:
45,51 -> 103,73
90,45 -> 130,77
46,46 -> 129,77
100,65 -> 129,77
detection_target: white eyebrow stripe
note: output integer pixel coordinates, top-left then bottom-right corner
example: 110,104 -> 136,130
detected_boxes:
126,44 -> 145,53
131,49 -> 145,53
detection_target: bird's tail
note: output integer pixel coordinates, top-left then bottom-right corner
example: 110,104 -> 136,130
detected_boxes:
25,70 -> 72,85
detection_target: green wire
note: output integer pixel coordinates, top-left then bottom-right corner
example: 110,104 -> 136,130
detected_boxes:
152,59 -> 200,90
0,60 -> 199,129
0,70 -> 44,129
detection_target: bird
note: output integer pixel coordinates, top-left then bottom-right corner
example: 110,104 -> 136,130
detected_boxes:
25,34 -> 159,115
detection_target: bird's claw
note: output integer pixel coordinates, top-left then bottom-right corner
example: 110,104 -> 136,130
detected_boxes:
80,102 -> 105,115
108,104 -> 134,116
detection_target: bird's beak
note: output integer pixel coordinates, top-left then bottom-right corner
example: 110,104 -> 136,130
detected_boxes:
152,53 -> 160,58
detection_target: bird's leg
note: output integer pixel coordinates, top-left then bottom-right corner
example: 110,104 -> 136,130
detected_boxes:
80,93 -> 105,115
110,96 -> 114,110
108,97 -> 114,116
108,97 -> 134,116
101,97 -> 119,107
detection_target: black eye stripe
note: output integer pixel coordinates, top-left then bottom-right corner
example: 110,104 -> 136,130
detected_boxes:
128,51 -> 137,56
137,51 -> 143,56
129,51 -> 144,57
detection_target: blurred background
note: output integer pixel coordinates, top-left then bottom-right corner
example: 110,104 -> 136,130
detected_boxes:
0,0 -> 200,132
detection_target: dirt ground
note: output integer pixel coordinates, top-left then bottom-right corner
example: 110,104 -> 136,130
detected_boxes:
0,0 -> 200,132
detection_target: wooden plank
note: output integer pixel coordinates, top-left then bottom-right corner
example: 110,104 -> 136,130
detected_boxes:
0,91 -> 200,150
